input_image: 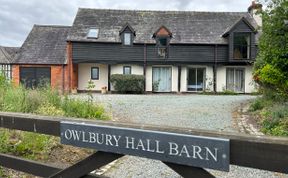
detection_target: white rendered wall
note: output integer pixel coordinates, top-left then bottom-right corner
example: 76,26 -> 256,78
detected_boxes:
111,64 -> 143,75
78,63 -> 108,91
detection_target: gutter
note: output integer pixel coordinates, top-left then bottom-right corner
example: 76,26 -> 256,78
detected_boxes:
213,44 -> 218,93
62,64 -> 65,94
143,43 -> 147,91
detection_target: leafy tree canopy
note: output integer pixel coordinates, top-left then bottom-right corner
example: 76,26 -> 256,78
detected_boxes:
254,0 -> 288,96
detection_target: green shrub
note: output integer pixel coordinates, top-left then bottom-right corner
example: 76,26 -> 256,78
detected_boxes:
110,74 -> 145,94
249,98 -> 265,111
61,96 -> 108,120
260,103 -> 288,136
36,102 -> 65,116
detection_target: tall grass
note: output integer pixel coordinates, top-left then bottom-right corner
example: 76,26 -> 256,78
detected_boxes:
0,74 -> 108,166
0,74 -> 108,120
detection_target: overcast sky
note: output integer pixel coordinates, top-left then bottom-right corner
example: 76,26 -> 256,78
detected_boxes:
0,0 -> 254,47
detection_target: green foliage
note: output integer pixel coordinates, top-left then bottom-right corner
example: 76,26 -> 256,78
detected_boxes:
0,167 -> 6,178
110,74 -> 145,94
254,0 -> 288,97
219,90 -> 238,95
61,96 -> 108,120
261,103 -> 288,136
36,102 -> 65,116
0,129 -> 55,160
0,130 -> 9,153
87,80 -> 96,103
0,74 -> 108,119
249,96 -> 274,111
152,80 -> 160,92
249,96 -> 288,136
0,73 -> 109,162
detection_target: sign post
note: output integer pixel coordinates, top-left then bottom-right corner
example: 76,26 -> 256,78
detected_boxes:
60,121 -> 230,171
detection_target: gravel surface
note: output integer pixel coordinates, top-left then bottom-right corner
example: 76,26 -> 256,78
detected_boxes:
73,94 -> 287,178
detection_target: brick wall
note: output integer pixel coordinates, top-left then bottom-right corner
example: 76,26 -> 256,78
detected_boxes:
12,42 -> 78,93
67,42 -> 78,90
12,64 -> 72,92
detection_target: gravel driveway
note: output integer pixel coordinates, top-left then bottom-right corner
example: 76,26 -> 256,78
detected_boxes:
73,94 -> 286,178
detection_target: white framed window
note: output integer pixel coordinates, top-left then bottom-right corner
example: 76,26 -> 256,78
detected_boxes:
124,33 -> 131,45
226,68 -> 245,92
87,28 -> 99,38
91,67 -> 99,80
233,33 -> 251,59
0,64 -> 12,80
123,66 -> 131,75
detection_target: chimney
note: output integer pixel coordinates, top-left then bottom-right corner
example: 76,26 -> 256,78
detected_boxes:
248,1 -> 263,27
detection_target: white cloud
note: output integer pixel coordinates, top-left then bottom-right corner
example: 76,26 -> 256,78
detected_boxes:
0,0 -> 253,46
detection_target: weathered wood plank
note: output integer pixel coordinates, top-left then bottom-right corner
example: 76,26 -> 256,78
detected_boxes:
0,112 -> 60,136
0,153 -> 102,178
49,151 -> 123,178
0,112 -> 288,173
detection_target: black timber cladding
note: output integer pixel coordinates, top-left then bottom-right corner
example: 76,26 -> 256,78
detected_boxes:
72,42 -> 228,64
72,43 -> 144,63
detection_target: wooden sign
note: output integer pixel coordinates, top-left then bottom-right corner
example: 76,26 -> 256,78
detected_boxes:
60,121 -> 230,171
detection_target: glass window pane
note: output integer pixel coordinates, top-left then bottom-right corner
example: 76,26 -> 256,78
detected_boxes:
123,66 -> 131,74
226,68 -> 245,92
196,68 -> 205,91
188,68 -> 196,91
159,38 -> 167,46
124,33 -> 131,45
91,67 -> 99,80
87,28 -> 99,38
233,33 -> 250,59
235,69 -> 244,92
227,69 -> 235,91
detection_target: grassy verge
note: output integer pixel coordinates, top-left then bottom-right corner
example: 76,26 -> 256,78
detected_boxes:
249,91 -> 288,136
0,74 -> 109,176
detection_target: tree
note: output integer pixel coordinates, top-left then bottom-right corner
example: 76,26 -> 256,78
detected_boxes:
254,0 -> 288,97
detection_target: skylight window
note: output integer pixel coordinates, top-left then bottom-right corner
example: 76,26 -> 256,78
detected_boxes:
87,28 -> 99,38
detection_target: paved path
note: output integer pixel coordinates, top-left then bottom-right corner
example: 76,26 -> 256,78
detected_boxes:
73,94 -> 286,178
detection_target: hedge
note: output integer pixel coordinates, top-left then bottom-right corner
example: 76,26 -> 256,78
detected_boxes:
110,74 -> 145,94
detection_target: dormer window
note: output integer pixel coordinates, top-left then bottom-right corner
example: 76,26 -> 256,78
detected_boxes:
153,26 -> 172,59
119,23 -> 135,46
124,33 -> 131,45
87,28 -> 99,38
233,33 -> 251,59
157,37 -> 169,58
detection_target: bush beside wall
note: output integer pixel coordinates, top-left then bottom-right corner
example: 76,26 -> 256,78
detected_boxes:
110,74 -> 145,94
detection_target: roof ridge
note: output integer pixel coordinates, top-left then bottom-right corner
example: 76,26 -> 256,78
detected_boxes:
78,8 -> 248,14
34,24 -> 71,28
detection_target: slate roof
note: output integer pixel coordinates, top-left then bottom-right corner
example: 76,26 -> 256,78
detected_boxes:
14,25 -> 70,64
0,46 -> 19,64
67,9 -> 258,44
